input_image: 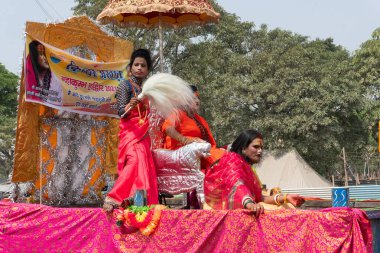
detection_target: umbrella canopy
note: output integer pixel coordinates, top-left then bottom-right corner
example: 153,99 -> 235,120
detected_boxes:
97,0 -> 219,28
96,0 -> 220,71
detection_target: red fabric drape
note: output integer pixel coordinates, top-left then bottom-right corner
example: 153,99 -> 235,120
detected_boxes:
204,152 -> 263,209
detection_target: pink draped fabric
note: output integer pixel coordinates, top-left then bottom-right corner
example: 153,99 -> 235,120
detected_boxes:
0,202 -> 372,252
204,152 -> 262,209
0,202 -> 114,252
25,55 -> 37,91
108,103 -> 158,204
25,55 -> 43,102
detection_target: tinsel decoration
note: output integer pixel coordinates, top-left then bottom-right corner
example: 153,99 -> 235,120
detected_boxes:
35,114 -> 109,206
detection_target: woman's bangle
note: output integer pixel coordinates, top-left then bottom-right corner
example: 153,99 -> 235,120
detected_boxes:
180,137 -> 189,144
274,194 -> 281,206
243,199 -> 255,209
283,194 -> 288,204
181,137 -> 193,145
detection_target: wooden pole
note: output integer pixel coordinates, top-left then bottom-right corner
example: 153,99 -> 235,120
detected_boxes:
342,147 -> 348,187
355,173 -> 360,185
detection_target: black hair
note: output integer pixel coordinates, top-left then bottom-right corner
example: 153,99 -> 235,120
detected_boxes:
29,40 -> 51,90
29,41 -> 45,74
230,129 -> 263,163
189,85 -> 198,93
129,48 -> 152,71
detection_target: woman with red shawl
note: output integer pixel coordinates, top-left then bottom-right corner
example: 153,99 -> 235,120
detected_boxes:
204,129 -> 304,216
103,49 -> 158,211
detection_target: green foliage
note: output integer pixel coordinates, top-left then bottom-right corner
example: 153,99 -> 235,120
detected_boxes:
0,63 -> 18,178
0,64 -> 18,117
351,27 -> 380,168
128,205 -> 152,214
72,0 -> 375,177
72,0 -> 108,19
169,11 -> 366,175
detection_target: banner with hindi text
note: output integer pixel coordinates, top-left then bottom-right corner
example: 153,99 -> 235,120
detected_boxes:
24,33 -> 128,118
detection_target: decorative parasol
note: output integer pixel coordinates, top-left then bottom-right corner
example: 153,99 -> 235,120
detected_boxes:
97,0 -> 220,72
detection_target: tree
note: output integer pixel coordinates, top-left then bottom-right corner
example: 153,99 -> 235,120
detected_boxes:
352,27 -> 380,172
176,23 -> 365,175
0,63 -> 18,178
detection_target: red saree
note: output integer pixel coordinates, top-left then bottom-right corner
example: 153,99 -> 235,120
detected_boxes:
204,152 -> 262,209
108,102 -> 158,205
162,111 -> 225,170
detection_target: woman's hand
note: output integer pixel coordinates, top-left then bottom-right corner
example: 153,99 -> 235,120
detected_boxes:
286,194 -> 305,207
125,97 -> 140,111
190,137 -> 207,143
245,202 -> 264,217
181,137 -> 206,145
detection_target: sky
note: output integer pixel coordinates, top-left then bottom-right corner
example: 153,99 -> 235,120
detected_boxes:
1,0 -> 379,75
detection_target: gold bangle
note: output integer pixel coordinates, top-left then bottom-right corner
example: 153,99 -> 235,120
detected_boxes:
283,194 -> 288,204
274,194 -> 280,206
179,136 -> 187,144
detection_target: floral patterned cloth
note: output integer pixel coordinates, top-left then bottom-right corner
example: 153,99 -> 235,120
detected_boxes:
0,202 -> 372,252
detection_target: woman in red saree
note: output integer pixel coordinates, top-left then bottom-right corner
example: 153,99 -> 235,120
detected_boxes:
104,49 -> 158,210
204,129 -> 304,216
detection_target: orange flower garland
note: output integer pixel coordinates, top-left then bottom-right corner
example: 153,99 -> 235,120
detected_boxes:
139,205 -> 166,236
114,205 -> 166,236
126,208 -> 154,228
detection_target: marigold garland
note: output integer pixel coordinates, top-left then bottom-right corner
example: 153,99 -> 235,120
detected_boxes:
126,209 -> 154,228
114,205 -> 166,236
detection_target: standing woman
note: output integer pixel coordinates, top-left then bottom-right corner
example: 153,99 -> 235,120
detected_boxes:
104,49 -> 158,211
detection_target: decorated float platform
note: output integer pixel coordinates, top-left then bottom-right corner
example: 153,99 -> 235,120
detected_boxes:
5,14 -> 378,253
0,201 -> 375,252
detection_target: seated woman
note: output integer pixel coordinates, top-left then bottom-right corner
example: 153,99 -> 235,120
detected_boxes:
204,129 -> 305,216
161,85 -> 225,208
161,85 -> 225,171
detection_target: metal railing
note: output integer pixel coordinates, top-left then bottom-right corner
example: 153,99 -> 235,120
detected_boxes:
282,185 -> 380,200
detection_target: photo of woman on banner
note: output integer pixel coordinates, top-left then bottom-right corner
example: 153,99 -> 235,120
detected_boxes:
26,40 -> 51,98
25,39 -> 63,106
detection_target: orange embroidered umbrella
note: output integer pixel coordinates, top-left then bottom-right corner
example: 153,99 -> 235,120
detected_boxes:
96,0 -> 220,72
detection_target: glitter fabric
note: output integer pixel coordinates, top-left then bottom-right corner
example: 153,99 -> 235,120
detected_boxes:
153,142 -> 211,197
0,202 -> 373,252
35,114 -> 109,206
